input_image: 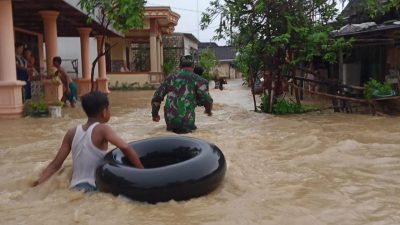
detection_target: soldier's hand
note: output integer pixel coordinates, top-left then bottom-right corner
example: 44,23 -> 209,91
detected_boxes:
152,115 -> 160,122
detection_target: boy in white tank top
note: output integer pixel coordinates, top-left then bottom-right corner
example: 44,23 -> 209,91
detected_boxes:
32,91 -> 144,192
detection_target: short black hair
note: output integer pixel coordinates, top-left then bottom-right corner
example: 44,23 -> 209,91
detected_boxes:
193,65 -> 204,76
15,42 -> 24,48
179,55 -> 194,68
81,91 -> 109,117
53,56 -> 62,65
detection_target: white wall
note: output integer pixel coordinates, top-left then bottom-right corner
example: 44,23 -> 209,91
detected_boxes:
56,37 -> 99,78
183,36 -> 198,55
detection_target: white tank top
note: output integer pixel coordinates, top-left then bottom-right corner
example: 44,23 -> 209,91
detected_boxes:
70,122 -> 107,187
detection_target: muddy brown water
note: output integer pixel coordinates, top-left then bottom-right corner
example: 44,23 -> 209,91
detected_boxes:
0,80 -> 399,225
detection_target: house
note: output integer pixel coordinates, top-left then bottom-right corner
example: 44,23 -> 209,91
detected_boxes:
198,42 -> 242,79
162,32 -> 200,71
105,7 -> 180,88
0,0 -> 181,118
0,0 -> 122,118
334,0 -> 400,89
163,33 -> 200,56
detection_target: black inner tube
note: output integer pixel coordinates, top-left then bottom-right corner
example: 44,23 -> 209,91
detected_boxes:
120,146 -> 201,168
96,136 -> 226,203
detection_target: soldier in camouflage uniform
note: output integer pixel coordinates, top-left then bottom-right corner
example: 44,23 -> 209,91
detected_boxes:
151,55 -> 213,134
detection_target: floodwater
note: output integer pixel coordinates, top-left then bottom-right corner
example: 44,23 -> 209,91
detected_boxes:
1,79 -> 399,225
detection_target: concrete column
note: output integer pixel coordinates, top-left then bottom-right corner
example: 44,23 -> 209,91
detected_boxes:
149,19 -> 158,73
76,27 -> 92,96
38,10 -> 59,75
96,35 -> 109,93
0,0 -> 25,117
150,33 -> 157,72
156,37 -> 162,72
37,34 -> 45,71
160,41 -> 164,71
78,28 -> 92,80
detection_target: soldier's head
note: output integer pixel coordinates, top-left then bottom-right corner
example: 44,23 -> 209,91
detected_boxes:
179,55 -> 194,69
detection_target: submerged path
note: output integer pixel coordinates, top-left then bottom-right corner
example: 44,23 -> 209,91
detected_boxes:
0,79 -> 399,225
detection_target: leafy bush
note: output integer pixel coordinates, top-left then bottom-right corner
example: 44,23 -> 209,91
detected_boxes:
27,96 -> 49,117
260,94 -> 315,114
364,79 -> 395,99
31,98 -> 48,112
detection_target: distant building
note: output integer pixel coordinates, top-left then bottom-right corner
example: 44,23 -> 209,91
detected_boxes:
333,0 -> 400,89
162,33 -> 200,71
198,42 -> 242,79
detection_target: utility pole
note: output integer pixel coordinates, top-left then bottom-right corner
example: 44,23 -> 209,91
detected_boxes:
197,0 -> 200,40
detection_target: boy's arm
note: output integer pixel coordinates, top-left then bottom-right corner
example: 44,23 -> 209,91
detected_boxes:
32,128 -> 75,187
101,125 -> 144,169
59,67 -> 71,92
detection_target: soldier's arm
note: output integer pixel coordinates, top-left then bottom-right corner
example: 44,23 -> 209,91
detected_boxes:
151,78 -> 169,117
196,80 -> 213,115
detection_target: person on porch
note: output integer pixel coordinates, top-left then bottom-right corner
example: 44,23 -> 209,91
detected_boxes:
15,42 -> 31,101
53,56 -> 78,108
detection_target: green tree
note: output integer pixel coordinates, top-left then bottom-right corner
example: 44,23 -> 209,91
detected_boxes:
199,48 -> 218,81
162,48 -> 179,77
201,0 -> 352,112
79,0 -> 146,91
366,0 -> 400,18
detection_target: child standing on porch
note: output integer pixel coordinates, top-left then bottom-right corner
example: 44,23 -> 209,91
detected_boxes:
53,56 -> 78,107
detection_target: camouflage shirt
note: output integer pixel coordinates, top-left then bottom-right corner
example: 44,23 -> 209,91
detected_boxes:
151,69 -> 213,133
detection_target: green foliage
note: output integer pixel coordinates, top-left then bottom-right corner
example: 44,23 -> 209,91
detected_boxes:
162,49 -> 178,76
199,48 -> 218,81
79,0 -> 146,33
31,97 -> 48,112
50,99 -> 64,107
235,44 -> 263,82
79,0 -> 146,91
366,0 -> 400,18
28,96 -> 49,117
260,94 -> 315,114
364,79 -> 396,99
201,0 -> 352,74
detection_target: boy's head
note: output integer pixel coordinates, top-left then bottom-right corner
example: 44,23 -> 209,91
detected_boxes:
179,55 -> 194,68
81,91 -> 110,120
53,56 -> 62,67
15,42 -> 24,54
193,65 -> 204,76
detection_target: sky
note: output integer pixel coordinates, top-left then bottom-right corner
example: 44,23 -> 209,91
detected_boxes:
146,1 -> 348,47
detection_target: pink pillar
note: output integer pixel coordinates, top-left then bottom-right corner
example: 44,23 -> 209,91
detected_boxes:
0,0 -> 25,117
39,10 -> 62,104
160,41 -> 164,71
38,10 -> 59,75
149,19 -> 158,73
76,27 -> 92,96
149,34 -> 158,72
37,34 -> 45,71
156,37 -> 161,72
96,35 -> 109,93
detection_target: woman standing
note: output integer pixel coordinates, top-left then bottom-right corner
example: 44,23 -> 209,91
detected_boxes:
15,42 -> 31,100
23,48 -> 41,100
